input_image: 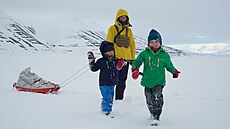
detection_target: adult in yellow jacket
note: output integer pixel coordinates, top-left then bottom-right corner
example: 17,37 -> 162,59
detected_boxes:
106,9 -> 136,100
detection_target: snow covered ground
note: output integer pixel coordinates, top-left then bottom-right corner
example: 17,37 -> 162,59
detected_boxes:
0,53 -> 230,129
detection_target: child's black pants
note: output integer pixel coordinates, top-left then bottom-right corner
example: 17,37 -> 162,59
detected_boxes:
144,85 -> 164,120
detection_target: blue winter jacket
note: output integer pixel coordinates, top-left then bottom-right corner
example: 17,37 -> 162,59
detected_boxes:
90,56 -> 119,86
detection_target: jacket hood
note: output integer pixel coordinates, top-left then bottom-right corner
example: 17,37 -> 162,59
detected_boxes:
115,9 -> 131,27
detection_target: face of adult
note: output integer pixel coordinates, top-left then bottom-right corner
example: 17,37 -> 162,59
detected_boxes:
118,15 -> 129,26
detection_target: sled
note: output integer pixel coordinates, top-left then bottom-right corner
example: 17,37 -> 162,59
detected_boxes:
13,67 -> 60,94
13,82 -> 60,94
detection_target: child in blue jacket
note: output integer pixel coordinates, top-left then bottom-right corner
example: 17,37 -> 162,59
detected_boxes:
88,41 -> 124,116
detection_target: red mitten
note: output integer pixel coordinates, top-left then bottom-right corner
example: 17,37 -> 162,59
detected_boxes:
173,69 -> 180,78
87,51 -> 95,63
116,58 -> 125,70
132,68 -> 139,80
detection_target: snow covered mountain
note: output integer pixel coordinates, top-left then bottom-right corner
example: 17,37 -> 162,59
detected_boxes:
0,11 -> 54,52
0,11 -> 188,56
53,27 -> 187,56
48,18 -> 188,56
1,11 -> 229,56
170,43 -> 230,56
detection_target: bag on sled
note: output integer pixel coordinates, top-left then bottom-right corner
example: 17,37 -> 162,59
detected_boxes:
13,67 -> 60,94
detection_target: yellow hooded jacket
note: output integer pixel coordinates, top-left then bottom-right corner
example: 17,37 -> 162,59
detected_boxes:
106,9 -> 136,60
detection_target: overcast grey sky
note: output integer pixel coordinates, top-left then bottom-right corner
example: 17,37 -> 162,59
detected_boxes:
0,0 -> 229,44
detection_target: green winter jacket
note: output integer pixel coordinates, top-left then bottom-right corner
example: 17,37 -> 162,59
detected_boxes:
132,47 -> 176,88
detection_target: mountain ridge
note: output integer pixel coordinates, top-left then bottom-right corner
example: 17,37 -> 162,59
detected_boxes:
1,11 -> 229,56
0,11 -> 54,52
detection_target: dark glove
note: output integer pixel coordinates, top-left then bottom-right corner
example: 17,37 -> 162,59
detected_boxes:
173,69 -> 180,78
116,58 -> 125,70
87,51 -> 95,64
132,68 -> 139,80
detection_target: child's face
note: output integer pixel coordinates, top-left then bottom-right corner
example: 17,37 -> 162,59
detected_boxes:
148,40 -> 161,50
104,50 -> 115,58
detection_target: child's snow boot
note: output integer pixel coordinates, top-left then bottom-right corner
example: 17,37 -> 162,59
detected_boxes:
150,115 -> 160,126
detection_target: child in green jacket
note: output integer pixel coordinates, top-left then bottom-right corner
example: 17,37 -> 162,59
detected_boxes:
132,29 -> 180,126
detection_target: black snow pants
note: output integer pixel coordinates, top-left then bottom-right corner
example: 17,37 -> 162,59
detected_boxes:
115,62 -> 129,100
144,85 -> 164,120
